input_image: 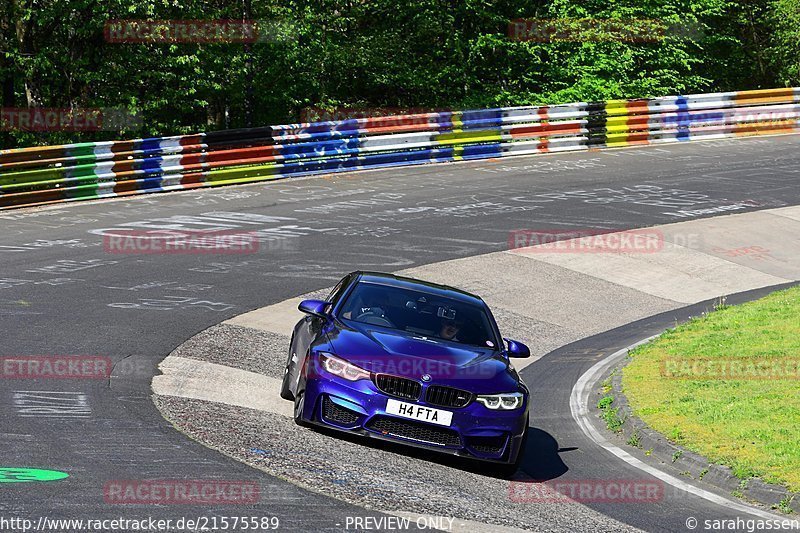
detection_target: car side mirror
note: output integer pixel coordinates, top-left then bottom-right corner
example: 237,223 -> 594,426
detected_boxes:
298,299 -> 330,319
504,338 -> 531,358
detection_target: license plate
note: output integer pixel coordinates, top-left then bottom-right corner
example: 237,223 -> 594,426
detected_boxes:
385,398 -> 453,426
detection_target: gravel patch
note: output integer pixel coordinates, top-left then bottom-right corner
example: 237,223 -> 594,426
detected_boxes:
169,323 -> 289,379
154,395 -> 637,533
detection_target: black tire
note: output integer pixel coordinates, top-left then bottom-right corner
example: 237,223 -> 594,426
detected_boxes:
293,390 -> 308,427
279,364 -> 295,401
280,335 -> 296,401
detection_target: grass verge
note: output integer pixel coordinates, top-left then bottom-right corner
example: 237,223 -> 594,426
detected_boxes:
623,286 -> 800,492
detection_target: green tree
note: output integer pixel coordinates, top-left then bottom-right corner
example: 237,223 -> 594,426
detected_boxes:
0,0 -> 795,148
768,0 -> 800,85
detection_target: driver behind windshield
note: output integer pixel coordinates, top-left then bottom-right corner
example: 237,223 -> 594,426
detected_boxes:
438,317 -> 464,341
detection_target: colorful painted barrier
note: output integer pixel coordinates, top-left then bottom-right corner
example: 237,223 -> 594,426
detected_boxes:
1,87 -> 799,209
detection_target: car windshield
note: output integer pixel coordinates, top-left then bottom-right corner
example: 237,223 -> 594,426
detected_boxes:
338,281 -> 499,350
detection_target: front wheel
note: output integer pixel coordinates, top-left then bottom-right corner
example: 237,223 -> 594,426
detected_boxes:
280,335 -> 297,401
280,364 -> 295,401
293,390 -> 308,427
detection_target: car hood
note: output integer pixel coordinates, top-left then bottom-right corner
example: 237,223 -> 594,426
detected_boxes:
326,323 -> 520,392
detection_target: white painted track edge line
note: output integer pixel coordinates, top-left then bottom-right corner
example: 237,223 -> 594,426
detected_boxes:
569,335 -> 786,521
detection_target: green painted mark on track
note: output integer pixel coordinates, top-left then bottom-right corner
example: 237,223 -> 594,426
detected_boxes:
0,468 -> 69,483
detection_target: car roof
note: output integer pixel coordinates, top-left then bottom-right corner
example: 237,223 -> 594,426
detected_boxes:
352,271 -> 486,307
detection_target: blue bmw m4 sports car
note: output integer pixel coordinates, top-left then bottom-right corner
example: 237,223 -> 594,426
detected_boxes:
280,271 -> 531,475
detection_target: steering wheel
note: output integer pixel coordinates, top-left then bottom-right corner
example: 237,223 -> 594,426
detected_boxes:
355,309 -> 395,328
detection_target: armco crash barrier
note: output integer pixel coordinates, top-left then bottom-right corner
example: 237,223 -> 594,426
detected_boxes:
1,87 -> 799,209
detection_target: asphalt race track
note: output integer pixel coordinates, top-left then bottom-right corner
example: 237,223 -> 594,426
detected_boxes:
2,135 -> 800,532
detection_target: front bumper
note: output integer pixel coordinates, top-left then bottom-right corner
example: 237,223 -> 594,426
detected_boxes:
300,374 -> 529,464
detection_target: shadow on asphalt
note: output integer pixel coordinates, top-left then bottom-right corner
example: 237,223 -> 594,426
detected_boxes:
518,427 -> 570,481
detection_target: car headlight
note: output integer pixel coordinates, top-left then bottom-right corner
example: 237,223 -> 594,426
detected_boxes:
318,353 -> 370,381
476,392 -> 524,410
